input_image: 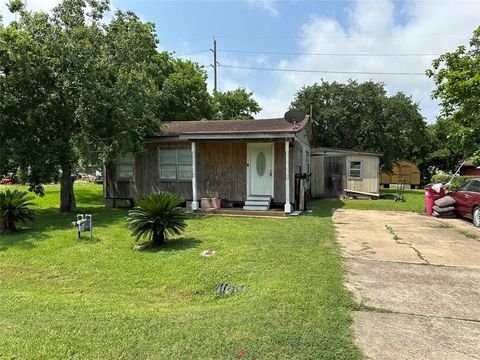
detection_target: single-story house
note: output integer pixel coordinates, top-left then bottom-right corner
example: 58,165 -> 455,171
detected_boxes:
104,116 -> 313,213
380,159 -> 421,189
310,147 -> 381,198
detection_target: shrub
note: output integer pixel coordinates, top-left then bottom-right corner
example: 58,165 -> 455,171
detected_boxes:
0,189 -> 37,234
430,174 -> 473,190
127,192 -> 187,246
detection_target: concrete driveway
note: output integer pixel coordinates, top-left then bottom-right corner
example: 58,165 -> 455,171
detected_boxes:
334,209 -> 480,360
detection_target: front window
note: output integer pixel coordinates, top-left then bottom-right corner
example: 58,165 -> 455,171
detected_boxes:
349,161 -> 362,179
160,148 -> 192,180
117,153 -> 135,180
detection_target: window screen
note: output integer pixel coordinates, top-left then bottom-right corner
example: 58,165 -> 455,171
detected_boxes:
159,148 -> 192,180
349,161 -> 362,179
117,153 -> 135,180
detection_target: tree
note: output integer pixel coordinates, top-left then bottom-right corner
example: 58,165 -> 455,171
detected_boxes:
424,118 -> 464,172
127,192 -> 187,247
427,26 -> 480,165
291,80 -> 429,169
6,0 -> 24,21
0,0 -> 213,212
212,88 -> 261,120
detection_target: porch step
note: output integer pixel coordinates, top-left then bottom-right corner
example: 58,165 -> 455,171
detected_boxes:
244,200 -> 270,207
243,195 -> 271,211
243,205 -> 270,211
246,195 -> 271,201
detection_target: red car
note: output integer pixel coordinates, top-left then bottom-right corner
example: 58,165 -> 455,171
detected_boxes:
450,178 -> 480,227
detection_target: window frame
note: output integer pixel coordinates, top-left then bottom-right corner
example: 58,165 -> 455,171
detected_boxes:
159,147 -> 193,182
116,153 -> 135,181
348,160 -> 363,180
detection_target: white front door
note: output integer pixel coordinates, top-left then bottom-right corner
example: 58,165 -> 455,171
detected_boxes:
247,143 -> 274,196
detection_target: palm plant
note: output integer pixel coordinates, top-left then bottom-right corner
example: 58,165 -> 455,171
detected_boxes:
0,189 -> 37,234
127,192 -> 187,246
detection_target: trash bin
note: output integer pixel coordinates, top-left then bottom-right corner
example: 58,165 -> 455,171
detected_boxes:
425,184 -> 446,216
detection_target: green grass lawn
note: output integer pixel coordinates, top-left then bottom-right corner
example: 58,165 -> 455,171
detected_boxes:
0,183 -> 362,359
312,188 -> 426,214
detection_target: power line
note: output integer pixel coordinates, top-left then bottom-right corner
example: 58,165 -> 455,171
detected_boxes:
174,49 -> 210,57
219,64 -> 426,76
218,49 -> 442,57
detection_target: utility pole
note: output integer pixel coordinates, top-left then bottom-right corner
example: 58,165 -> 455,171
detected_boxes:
210,36 -> 218,93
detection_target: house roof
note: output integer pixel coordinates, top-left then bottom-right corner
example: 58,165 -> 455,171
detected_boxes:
153,116 -> 310,138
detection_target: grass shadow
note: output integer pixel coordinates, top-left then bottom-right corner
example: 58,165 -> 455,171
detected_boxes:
308,199 -> 346,218
139,237 -> 202,253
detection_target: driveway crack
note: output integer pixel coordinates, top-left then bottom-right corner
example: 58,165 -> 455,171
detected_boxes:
385,225 -> 430,264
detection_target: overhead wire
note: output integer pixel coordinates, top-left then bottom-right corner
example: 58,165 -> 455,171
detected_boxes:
218,64 -> 426,76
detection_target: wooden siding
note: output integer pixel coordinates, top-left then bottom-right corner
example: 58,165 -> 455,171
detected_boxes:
105,143 -> 192,201
380,160 -> 420,186
324,156 -> 346,198
105,140 -> 301,205
196,142 -> 246,202
311,156 -> 324,197
273,142 -> 286,203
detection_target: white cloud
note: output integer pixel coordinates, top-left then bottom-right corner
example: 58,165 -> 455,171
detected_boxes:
256,0 -> 480,123
245,0 -> 279,17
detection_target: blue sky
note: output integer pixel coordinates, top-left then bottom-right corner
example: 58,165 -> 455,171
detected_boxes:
2,0 -> 480,122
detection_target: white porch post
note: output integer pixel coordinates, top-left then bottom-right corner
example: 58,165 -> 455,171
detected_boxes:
191,142 -> 199,211
284,140 -> 292,213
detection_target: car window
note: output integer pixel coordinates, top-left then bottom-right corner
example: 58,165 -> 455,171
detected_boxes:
468,180 -> 480,193
458,180 -> 472,191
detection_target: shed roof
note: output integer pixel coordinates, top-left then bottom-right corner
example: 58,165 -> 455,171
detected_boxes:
311,147 -> 382,157
153,116 -> 310,137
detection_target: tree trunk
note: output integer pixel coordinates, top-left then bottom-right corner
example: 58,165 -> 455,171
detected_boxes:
0,216 -> 14,233
60,162 -> 77,213
0,215 -> 5,234
152,231 -> 165,246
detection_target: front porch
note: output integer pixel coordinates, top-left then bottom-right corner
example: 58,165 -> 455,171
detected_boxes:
195,207 -> 288,218
190,140 -> 293,213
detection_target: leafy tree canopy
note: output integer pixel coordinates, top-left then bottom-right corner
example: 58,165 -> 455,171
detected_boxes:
427,26 -> 480,166
0,0 -> 213,211
212,88 -> 261,120
291,80 -> 429,169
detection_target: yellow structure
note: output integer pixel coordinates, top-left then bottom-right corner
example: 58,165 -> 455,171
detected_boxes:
380,160 -> 421,187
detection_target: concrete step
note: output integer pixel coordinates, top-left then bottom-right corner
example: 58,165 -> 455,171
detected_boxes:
246,195 -> 271,201
244,200 -> 270,207
243,205 -> 270,211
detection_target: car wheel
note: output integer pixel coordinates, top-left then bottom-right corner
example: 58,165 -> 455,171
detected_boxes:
473,207 -> 480,228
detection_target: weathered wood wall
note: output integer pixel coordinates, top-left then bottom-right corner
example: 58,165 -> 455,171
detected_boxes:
273,142 -> 286,203
105,140 -> 305,206
105,142 -> 192,202
196,142 -> 246,202
324,156 -> 346,198
311,156 -> 324,197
